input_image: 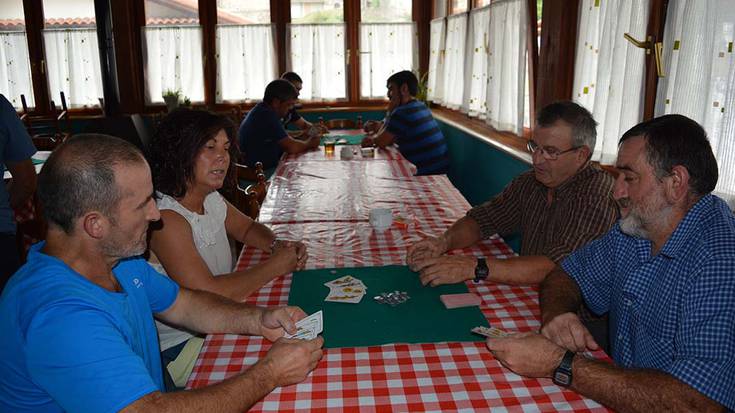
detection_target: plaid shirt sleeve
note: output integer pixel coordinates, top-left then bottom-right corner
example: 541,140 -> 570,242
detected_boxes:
466,174 -> 528,240
560,226 -> 619,316
668,255 -> 735,409
545,193 -> 618,263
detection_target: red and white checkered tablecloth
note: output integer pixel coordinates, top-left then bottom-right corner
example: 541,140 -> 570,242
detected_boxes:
187,148 -> 610,412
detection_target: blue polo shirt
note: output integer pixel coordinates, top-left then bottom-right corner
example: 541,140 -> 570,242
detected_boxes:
0,94 -> 36,234
0,243 -> 180,412
239,102 -> 289,169
562,194 -> 735,410
385,100 -> 449,176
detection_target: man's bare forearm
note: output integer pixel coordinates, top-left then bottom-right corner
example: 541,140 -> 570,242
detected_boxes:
539,267 -> 583,325
572,356 -> 724,413
442,216 -> 482,251
122,359 -> 276,413
489,256 -> 555,285
163,289 -> 263,335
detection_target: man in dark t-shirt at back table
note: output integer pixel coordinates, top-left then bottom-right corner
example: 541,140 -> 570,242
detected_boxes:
238,79 -> 320,169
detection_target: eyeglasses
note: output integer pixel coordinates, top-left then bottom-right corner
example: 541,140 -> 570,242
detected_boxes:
527,140 -> 581,160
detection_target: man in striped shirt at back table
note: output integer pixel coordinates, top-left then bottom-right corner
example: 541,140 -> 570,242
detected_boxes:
361,70 -> 449,175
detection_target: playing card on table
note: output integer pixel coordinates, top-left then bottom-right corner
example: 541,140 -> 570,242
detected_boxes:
325,290 -> 364,303
324,275 -> 366,289
284,310 -> 323,340
471,326 -> 510,338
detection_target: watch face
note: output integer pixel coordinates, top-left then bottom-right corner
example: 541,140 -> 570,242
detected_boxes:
553,371 -> 571,386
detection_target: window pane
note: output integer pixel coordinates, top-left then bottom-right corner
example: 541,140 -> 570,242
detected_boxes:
362,0 -> 411,23
42,0 -> 103,108
450,0 -> 468,14
143,0 -> 204,104
359,23 -> 416,98
217,0 -> 270,25
288,23 -> 346,100
289,1 -> 346,100
0,0 -> 34,108
474,0 -> 491,7
216,25 -> 276,102
433,0 -> 447,18
291,0 -> 344,23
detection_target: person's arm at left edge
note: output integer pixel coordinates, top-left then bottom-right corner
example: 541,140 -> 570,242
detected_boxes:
1,94 -> 37,209
6,159 -> 37,209
156,286 -> 304,341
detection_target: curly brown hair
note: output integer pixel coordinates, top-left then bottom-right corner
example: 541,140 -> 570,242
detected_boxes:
148,108 -> 238,198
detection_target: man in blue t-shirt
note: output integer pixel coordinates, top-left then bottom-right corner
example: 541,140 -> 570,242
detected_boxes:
485,115 -> 734,411
0,94 -> 37,292
238,79 -> 320,169
0,134 -> 324,412
361,71 -> 449,175
280,71 -> 326,137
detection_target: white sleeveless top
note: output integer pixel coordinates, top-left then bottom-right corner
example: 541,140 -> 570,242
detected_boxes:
152,191 -> 233,350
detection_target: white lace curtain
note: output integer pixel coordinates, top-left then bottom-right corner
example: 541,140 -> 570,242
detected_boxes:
216,24 -> 277,103
427,18 -> 446,103
572,0 -> 650,163
485,0 -> 527,135
359,22 -> 417,99
429,0 -> 528,134
0,32 -> 34,108
288,23 -> 346,101
143,26 -> 204,104
440,13 -> 467,110
654,0 -> 735,204
43,28 -> 103,108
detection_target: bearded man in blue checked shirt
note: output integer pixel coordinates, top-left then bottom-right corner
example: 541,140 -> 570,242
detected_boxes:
487,114 -> 735,412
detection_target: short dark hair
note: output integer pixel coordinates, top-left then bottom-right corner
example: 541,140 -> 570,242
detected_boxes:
263,79 -> 298,104
387,70 -> 419,97
281,71 -> 303,84
38,134 -> 146,233
148,108 -> 237,198
619,114 -> 718,197
536,101 -> 598,150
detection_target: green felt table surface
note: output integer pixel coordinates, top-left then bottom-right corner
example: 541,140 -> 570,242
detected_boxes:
320,134 -> 365,146
288,265 -> 489,349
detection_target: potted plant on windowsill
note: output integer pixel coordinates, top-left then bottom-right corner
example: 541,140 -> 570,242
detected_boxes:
162,89 -> 181,112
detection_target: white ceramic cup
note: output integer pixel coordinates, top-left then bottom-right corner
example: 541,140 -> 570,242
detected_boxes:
369,208 -> 393,231
340,146 -> 354,160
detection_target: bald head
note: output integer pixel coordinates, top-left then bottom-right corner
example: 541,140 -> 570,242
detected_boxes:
38,134 -> 146,233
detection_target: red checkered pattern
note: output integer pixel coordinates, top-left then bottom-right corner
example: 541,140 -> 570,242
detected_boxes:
187,146 -> 611,412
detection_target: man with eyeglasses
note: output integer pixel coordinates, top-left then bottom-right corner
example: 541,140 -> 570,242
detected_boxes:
406,101 -> 617,347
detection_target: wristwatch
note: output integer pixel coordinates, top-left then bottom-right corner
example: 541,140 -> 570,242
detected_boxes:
473,258 -> 489,283
552,350 -> 575,387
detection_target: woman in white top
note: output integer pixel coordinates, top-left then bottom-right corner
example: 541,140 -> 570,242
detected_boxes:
147,109 -> 308,389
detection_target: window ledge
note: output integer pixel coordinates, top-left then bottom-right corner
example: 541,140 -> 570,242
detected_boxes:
431,107 -> 532,164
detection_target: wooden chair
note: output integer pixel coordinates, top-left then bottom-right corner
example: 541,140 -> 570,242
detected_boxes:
236,187 -> 260,220
20,93 -> 71,151
324,118 -> 357,129
246,173 -> 268,205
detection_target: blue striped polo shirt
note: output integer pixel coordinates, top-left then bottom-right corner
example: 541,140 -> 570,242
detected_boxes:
385,100 -> 449,175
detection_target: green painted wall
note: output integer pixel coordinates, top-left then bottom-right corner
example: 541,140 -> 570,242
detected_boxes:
438,120 -> 530,252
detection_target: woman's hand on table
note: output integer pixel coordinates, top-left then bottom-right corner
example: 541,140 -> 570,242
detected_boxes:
541,312 -> 599,352
360,136 -> 375,147
406,236 -> 447,270
260,336 -> 324,387
363,120 -> 381,134
258,306 -> 307,341
272,240 -> 308,271
486,332 -> 566,378
413,255 -> 476,286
